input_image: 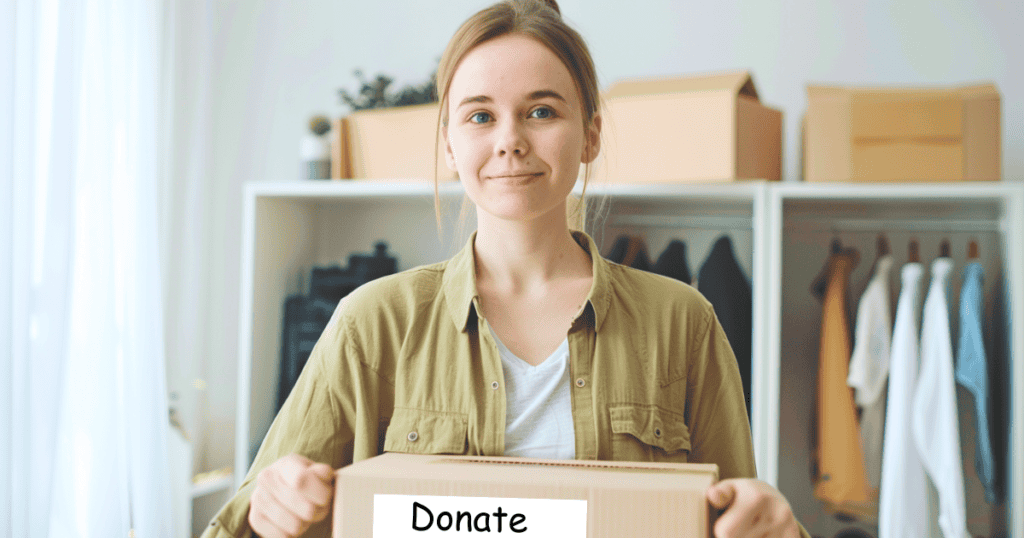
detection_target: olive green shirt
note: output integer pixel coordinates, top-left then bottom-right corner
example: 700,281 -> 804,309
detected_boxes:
204,230 -> 790,537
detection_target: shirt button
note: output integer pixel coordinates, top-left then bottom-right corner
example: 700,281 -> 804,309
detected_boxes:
491,381 -> 499,390
654,428 -> 662,438
575,378 -> 585,388
407,431 -> 419,442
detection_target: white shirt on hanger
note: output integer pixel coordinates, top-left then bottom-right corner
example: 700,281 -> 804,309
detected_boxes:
847,255 -> 893,489
912,258 -> 969,538
879,262 -> 931,538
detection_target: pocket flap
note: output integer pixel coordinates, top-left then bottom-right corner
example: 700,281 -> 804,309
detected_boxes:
383,407 -> 468,455
609,404 -> 690,454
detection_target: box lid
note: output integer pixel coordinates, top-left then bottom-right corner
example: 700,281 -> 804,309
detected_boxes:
807,82 -> 998,100
604,70 -> 760,102
806,81 -> 999,140
339,453 -> 719,490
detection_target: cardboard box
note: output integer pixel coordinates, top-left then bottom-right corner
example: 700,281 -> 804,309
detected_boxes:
803,82 -> 1001,182
333,452 -> 718,537
331,103 -> 458,182
586,71 -> 782,183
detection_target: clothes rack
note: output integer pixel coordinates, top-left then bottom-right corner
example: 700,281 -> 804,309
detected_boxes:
609,214 -> 753,230
785,218 -> 1002,233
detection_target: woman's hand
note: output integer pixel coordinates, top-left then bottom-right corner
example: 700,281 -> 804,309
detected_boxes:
248,453 -> 335,538
706,478 -> 801,538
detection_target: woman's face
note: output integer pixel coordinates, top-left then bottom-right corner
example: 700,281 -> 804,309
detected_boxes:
443,34 -> 599,224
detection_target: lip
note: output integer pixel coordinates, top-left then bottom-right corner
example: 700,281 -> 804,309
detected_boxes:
489,172 -> 543,179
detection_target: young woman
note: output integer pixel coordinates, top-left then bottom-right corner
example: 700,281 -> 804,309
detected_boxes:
206,1 -> 807,537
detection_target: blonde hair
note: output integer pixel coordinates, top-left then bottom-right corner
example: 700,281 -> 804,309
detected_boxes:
433,0 -> 601,235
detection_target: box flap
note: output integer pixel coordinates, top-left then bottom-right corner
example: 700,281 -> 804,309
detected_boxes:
806,82 -> 999,140
808,81 -> 999,100
605,70 -> 759,101
957,82 -> 999,99
806,85 -> 851,100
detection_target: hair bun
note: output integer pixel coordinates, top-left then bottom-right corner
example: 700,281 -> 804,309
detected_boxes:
541,0 -> 561,15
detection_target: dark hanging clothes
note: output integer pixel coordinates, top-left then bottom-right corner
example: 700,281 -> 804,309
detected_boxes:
606,234 -> 652,271
278,241 -> 398,413
606,235 -> 630,264
697,235 -> 752,421
653,239 -> 692,285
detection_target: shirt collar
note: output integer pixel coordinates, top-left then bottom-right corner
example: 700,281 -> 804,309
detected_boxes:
441,230 -> 611,333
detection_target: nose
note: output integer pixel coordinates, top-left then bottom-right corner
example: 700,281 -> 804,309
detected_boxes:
495,119 -> 529,157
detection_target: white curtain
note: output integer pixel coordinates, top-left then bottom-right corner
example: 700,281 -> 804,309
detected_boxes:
1,0 -> 176,536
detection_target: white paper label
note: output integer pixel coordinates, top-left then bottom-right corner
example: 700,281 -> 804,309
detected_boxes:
373,494 -> 587,537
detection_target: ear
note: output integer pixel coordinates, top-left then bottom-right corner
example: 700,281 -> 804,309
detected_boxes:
581,113 -> 602,164
442,124 -> 458,172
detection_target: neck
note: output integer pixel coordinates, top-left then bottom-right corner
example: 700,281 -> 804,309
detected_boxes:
473,208 -> 591,294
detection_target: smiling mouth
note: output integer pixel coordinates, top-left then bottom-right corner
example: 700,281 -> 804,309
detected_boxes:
491,173 -> 543,180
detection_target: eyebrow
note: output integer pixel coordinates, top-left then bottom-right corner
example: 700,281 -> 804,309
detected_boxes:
456,90 -> 567,109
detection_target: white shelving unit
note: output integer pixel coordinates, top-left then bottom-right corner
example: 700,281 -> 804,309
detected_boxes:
236,179 -> 1023,537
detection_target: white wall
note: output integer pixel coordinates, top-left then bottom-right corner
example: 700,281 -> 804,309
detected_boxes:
174,0 -> 1023,485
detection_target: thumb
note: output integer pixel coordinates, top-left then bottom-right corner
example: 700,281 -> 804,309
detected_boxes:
706,480 -> 736,510
309,462 -> 335,483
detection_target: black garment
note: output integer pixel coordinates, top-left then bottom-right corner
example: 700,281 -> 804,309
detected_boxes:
278,241 -> 398,413
653,239 -> 692,284
605,234 -> 651,271
606,235 -> 630,263
697,235 -> 752,421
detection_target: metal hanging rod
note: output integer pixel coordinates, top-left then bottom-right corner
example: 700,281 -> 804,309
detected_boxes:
604,215 -> 1003,233
785,218 -> 1002,233
607,214 -> 753,230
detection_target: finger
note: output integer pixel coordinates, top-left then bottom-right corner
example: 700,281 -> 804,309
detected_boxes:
269,468 -> 321,525
250,511 -> 288,538
279,453 -> 314,479
310,462 -> 334,482
277,457 -> 334,508
296,465 -> 335,507
712,484 -> 771,537
251,487 -> 301,538
311,500 -> 332,523
707,481 -> 736,510
713,508 -> 764,538
308,463 -> 337,492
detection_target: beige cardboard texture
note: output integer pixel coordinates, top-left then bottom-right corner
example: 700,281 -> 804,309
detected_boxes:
331,103 -> 457,182
804,82 -> 1000,182
333,453 -> 719,537
592,70 -> 782,183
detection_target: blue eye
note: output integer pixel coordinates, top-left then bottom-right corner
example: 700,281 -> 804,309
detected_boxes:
531,107 -> 554,119
469,112 -> 491,124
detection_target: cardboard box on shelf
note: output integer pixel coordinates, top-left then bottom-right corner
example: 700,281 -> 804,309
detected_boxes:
586,70 -> 782,183
330,102 -> 458,182
332,452 -> 719,537
803,82 -> 1001,182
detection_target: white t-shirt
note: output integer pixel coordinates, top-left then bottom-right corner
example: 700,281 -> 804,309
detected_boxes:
879,262 -> 932,538
847,255 -> 893,489
912,258 -> 969,538
489,326 -> 576,460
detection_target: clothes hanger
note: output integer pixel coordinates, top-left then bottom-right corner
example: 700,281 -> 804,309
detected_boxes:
968,239 -> 980,260
939,238 -> 951,258
870,233 -> 890,274
876,233 -> 890,257
811,235 -> 858,300
908,238 -> 920,263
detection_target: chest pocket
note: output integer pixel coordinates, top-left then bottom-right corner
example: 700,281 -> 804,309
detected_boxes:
383,407 -> 469,455
609,404 -> 691,462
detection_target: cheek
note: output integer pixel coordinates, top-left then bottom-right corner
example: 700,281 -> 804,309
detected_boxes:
449,132 -> 483,171
550,128 -> 585,166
